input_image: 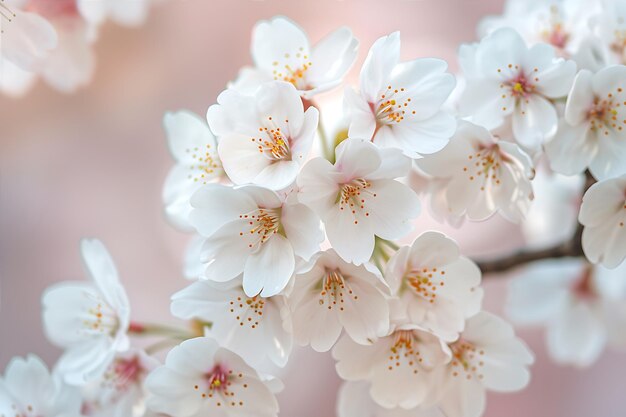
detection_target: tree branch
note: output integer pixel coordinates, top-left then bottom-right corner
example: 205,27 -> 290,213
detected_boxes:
476,171 -> 595,275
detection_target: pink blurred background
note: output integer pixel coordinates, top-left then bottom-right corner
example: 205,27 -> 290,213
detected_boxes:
1,0 -> 625,415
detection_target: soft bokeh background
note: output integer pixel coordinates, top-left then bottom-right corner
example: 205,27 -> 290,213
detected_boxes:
1,0 -> 625,415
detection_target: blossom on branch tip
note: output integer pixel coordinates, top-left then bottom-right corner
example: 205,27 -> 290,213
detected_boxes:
231,15 -> 358,98
345,32 -> 456,157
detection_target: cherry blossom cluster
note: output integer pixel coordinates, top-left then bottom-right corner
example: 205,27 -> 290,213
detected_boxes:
0,0 -> 153,95
4,0 -> 626,416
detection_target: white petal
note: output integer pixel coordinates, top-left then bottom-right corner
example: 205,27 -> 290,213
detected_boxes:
243,234 -> 295,297
360,32 -> 400,102
281,201 -> 323,260
365,179 -> 420,240
307,26 -> 358,91
252,16 -> 310,78
512,94 -> 557,148
189,184 -> 257,237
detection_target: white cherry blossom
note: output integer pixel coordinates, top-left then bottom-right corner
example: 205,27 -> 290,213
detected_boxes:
337,381 -> 445,417
289,249 -> 390,352
431,312 -> 534,417
545,66 -> 626,180
0,354 -> 82,417
416,121 -> 535,223
459,27 -> 577,149
81,349 -> 159,417
478,0 -> 598,56
231,16 -> 358,98
145,337 -> 279,417
163,110 -> 223,230
586,0 -> 626,67
297,138 -> 420,264
507,258 -> 626,366
42,239 -> 131,385
345,32 -> 456,157
171,277 -> 293,370
333,325 -> 450,410
385,232 -> 483,342
207,81 -> 318,190
189,184 -> 323,297
579,174 -> 626,268
0,0 -> 57,70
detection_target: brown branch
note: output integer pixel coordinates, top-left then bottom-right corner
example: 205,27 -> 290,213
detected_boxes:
476,171 -> 595,275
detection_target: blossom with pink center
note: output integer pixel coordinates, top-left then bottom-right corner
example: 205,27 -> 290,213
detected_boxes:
145,337 -> 279,417
416,121 -> 535,223
545,66 -> 626,180
81,349 -> 159,417
507,258 -> 626,366
207,81 -> 318,191
459,27 -> 577,149
579,174 -> 626,268
231,16 -> 358,98
0,354 -> 82,417
297,138 -> 420,264
344,32 -> 457,157
289,249 -> 390,352
189,184 -> 323,297
384,232 -> 483,342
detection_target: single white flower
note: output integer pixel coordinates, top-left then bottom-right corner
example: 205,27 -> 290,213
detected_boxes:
337,381 -> 446,417
432,312 -> 534,417
145,337 -> 279,417
297,138 -> 420,264
189,184 -> 323,297
478,0 -> 598,56
82,349 -> 159,417
289,249 -> 390,352
507,258 -> 626,366
171,277 -> 293,370
77,0 -> 151,27
0,0 -> 57,70
231,15 -> 358,98
459,27 -> 577,149
344,32 -> 456,157
0,354 -> 82,417
207,81 -> 318,190
163,110 -> 223,230
384,232 -> 483,342
579,174 -> 626,268
545,66 -> 626,180
333,325 -> 450,410
416,121 -> 535,223
42,238 -> 131,385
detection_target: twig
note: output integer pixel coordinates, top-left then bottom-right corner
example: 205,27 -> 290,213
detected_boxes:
476,171 -> 595,275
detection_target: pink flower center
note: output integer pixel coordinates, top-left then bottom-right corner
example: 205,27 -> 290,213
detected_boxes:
586,88 -> 625,137
371,85 -> 416,130
228,293 -> 265,329
252,116 -> 292,161
405,266 -> 446,303
193,364 -> 248,408
572,266 -> 597,301
238,208 -> 281,249
25,0 -> 79,18
387,330 -> 422,374
271,46 -> 312,90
